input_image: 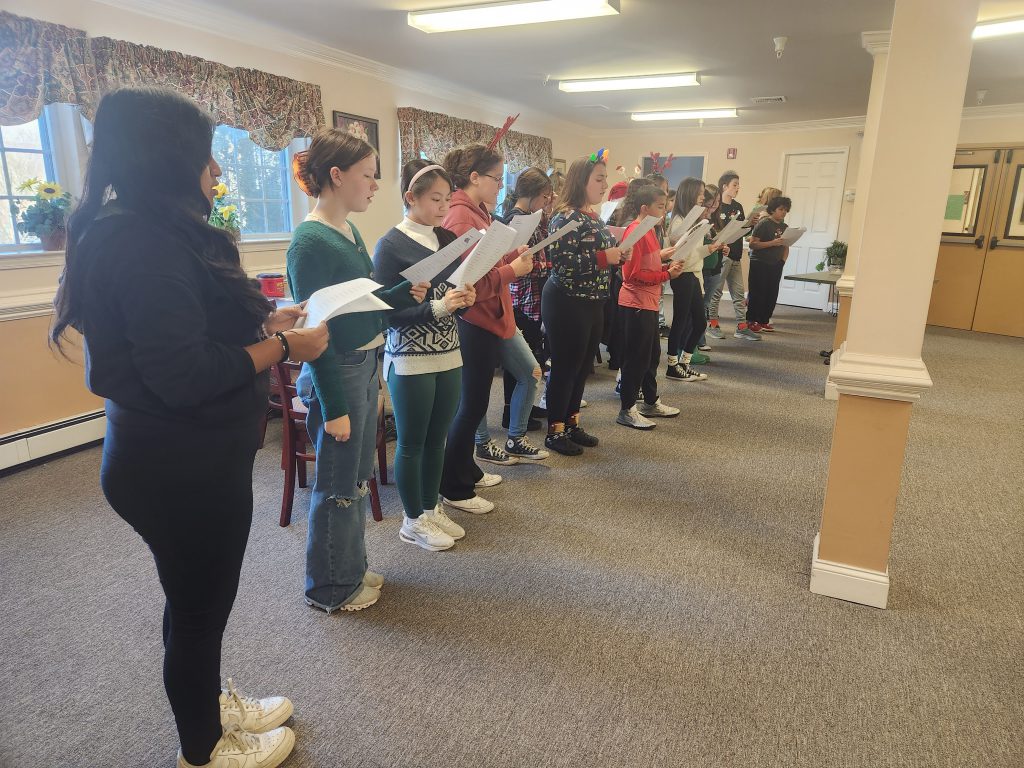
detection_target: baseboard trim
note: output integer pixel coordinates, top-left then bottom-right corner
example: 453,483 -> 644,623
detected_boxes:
809,533 -> 890,609
0,411 -> 106,471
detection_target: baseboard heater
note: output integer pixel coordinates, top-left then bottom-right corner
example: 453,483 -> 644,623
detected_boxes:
0,411 -> 106,472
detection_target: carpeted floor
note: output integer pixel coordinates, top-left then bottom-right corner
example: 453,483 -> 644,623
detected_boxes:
1,305 -> 1021,768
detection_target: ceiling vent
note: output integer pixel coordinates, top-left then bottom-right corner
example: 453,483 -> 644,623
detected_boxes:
750,95 -> 786,104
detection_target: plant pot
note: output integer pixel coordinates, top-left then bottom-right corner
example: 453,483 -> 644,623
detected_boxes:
40,229 -> 67,251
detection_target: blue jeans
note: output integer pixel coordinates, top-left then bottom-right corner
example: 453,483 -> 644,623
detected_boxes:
700,270 -> 723,345
475,330 -> 539,442
298,349 -> 379,612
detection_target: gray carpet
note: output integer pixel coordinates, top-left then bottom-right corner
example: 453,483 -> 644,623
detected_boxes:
1,305 -> 1022,768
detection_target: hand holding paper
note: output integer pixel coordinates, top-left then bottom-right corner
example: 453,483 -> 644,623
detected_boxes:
779,226 -> 807,246
298,277 -> 391,328
712,217 -> 751,246
399,229 -> 482,285
447,220 -> 517,286
618,215 -> 662,251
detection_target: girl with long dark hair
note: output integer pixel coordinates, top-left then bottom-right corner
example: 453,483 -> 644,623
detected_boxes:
287,129 -> 429,613
53,87 -> 329,768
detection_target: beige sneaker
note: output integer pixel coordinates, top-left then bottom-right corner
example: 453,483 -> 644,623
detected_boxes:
423,504 -> 466,540
341,583 -> 380,611
219,678 -> 293,732
177,723 -> 294,768
363,570 -> 384,590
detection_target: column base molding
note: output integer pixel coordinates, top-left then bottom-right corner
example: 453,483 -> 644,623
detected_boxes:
810,533 -> 889,609
835,273 -> 855,297
826,343 -> 932,402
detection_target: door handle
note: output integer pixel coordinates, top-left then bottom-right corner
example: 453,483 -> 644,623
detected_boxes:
975,236 -> 985,248
990,236 -> 999,250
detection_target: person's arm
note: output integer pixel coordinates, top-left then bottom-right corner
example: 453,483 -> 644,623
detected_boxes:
373,237 -> 437,327
622,234 -> 670,285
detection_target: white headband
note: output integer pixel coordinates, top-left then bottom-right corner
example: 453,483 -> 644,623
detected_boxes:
407,164 -> 445,192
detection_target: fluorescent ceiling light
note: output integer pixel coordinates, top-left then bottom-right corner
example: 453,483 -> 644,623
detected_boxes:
559,72 -> 700,93
631,108 -> 738,122
973,16 -> 1024,39
409,0 -> 620,33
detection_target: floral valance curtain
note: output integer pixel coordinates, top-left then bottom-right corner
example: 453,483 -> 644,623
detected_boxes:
397,107 -> 553,174
0,11 -> 323,151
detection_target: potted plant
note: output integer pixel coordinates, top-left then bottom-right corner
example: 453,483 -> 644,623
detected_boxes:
208,182 -> 241,239
14,178 -> 73,251
816,240 -> 848,273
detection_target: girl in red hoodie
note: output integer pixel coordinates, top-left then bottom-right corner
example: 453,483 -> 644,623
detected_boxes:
616,184 -> 683,429
437,144 -> 535,515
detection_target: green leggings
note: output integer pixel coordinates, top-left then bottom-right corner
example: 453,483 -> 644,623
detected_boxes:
387,366 -> 463,517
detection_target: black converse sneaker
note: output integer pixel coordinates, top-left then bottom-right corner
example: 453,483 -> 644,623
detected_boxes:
505,436 -> 549,461
544,430 -> 582,456
475,439 -> 519,466
665,364 -> 686,380
566,424 -> 599,447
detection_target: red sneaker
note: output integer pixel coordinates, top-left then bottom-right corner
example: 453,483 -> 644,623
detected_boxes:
760,323 -> 775,332
749,322 -> 762,332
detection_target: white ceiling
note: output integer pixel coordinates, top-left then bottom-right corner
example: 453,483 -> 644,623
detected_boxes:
207,0 -> 1024,129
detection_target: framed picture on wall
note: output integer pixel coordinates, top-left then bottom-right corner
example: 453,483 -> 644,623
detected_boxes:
553,158 -> 567,174
333,111 -> 381,179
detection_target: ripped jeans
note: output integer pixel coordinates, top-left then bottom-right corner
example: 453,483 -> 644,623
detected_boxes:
299,348 -> 379,612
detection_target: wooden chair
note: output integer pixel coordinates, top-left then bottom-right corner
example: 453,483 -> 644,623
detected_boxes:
273,362 -> 388,527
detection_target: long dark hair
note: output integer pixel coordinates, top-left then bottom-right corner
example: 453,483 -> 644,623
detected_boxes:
556,156 -> 605,214
671,176 -> 705,221
502,166 -> 552,217
51,87 -> 270,351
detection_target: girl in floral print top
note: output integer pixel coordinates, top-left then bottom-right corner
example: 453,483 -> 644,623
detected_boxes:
546,200 -> 620,300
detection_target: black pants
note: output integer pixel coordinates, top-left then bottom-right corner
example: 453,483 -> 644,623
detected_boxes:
440,318 -> 497,500
619,307 -> 661,410
504,308 -> 546,405
667,272 -> 706,357
602,268 -> 626,370
748,260 -> 784,324
100,416 -> 259,765
542,279 -> 605,427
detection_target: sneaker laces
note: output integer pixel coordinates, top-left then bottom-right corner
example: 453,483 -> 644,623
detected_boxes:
416,516 -> 445,537
225,678 -> 265,717
516,436 -> 538,452
431,505 -> 455,526
485,440 -> 506,459
216,722 -> 261,754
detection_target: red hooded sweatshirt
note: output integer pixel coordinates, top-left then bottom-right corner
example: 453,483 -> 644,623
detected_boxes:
442,189 -> 520,339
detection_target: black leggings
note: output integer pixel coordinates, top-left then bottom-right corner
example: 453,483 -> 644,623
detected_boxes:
542,279 -> 605,427
440,318 -> 498,500
667,272 -> 706,357
747,260 -> 785,324
100,417 -> 259,765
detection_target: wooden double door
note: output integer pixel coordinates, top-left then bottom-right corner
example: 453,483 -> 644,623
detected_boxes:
928,144 -> 1024,337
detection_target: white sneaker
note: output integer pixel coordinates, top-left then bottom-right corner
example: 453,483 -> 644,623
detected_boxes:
441,494 -> 495,514
400,515 -> 455,551
423,504 -> 466,539
219,679 -> 293,733
636,399 -> 681,418
474,472 -> 502,488
580,399 -> 588,408
178,723 -> 294,768
616,406 -> 656,430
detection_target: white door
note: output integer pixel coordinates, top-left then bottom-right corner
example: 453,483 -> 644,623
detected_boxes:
777,151 -> 847,309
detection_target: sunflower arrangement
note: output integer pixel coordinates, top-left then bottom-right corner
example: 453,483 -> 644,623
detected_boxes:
14,178 -> 73,250
208,182 -> 241,238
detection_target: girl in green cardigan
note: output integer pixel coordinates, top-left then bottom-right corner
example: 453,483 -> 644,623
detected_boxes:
287,129 -> 429,614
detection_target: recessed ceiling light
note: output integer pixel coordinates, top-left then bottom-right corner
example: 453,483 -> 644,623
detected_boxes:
408,0 -> 620,33
559,72 -> 700,92
631,108 -> 738,122
973,16 -> 1024,39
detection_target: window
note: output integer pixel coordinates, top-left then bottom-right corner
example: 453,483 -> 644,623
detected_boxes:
212,125 -> 292,238
1,118 -> 56,247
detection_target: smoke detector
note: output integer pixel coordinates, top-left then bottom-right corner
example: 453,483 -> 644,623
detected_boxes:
750,95 -> 787,105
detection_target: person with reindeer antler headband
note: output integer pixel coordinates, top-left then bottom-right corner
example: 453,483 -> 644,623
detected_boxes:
541,149 -> 629,457
287,127 -> 432,615
436,142 -> 541,517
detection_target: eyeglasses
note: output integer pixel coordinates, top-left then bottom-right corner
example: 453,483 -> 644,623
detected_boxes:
480,173 -> 504,187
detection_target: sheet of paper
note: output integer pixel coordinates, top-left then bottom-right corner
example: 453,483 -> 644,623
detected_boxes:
674,204 -> 705,236
749,204 -> 768,218
619,215 -> 662,251
600,199 -> 622,222
671,220 -> 712,263
300,277 -> 386,328
506,209 -> 543,250
712,217 -> 751,246
447,220 -> 517,286
779,226 -> 807,246
399,229 -> 482,285
607,225 -> 626,243
523,219 -> 581,257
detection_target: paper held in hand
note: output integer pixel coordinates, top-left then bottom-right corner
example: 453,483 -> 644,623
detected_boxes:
600,199 -> 622,222
447,220 -> 517,286
506,208 -> 543,250
524,219 -> 581,257
607,225 -> 626,243
618,215 -> 662,251
712,217 -> 751,246
671,220 -> 712,263
779,226 -> 807,246
399,229 -> 482,285
297,277 -> 391,328
674,204 -> 705,235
